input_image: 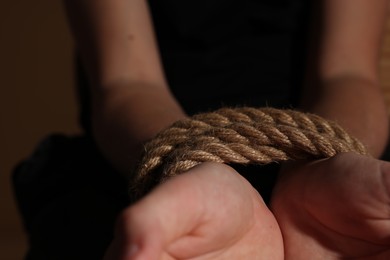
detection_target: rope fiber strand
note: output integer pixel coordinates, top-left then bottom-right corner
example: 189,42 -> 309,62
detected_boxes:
130,107 -> 368,198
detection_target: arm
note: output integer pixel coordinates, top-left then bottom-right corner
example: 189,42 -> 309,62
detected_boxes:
63,0 -> 186,176
271,2 -> 390,257
302,0 -> 390,157
63,3 -> 285,259
104,163 -> 283,259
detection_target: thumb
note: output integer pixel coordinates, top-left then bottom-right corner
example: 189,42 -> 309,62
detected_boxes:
112,170 -> 207,260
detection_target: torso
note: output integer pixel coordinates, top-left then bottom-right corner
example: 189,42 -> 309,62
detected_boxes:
77,0 -> 312,132
148,0 -> 311,114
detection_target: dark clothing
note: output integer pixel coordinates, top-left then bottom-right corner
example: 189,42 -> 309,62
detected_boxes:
149,0 -> 310,114
14,1 -> 313,259
13,135 -> 129,259
78,0 -> 311,133
12,135 -> 280,259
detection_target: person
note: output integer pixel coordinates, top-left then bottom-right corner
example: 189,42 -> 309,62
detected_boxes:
13,0 -> 390,259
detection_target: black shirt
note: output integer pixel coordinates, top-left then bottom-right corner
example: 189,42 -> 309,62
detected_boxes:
13,2 -> 313,258
77,0 -> 311,133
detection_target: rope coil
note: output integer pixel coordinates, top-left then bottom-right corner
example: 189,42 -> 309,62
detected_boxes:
130,107 -> 368,197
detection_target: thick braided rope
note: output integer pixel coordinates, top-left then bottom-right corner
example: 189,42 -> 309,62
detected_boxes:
130,107 -> 368,197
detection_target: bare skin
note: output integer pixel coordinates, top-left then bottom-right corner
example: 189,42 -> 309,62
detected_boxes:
104,154 -> 390,260
104,163 -> 284,260
272,153 -> 390,259
62,0 -> 390,259
63,0 -> 389,175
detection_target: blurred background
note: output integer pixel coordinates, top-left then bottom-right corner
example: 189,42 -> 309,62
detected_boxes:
1,1 -> 390,259
0,1 -> 80,259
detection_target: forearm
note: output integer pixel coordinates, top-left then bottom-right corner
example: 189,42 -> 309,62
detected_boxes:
301,75 -> 389,157
63,0 -> 187,176
92,81 -> 187,177
63,0 -> 164,87
300,0 -> 390,158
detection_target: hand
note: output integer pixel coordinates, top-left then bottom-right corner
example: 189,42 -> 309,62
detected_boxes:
271,152 -> 390,259
104,162 -> 283,260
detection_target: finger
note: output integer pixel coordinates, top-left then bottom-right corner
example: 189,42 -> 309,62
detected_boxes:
110,207 -> 165,260
114,164 -> 215,259
304,153 -> 390,243
117,162 -> 254,259
163,163 -> 259,258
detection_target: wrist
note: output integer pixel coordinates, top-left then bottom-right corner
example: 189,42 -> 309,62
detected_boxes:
90,82 -> 187,177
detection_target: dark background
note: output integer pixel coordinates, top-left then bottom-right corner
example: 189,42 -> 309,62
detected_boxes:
1,1 -> 390,259
0,1 -> 79,259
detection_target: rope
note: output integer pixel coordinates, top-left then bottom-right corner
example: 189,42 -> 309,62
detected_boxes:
130,107 -> 368,198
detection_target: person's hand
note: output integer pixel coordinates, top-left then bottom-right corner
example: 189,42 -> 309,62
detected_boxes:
104,162 -> 283,260
271,152 -> 390,259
